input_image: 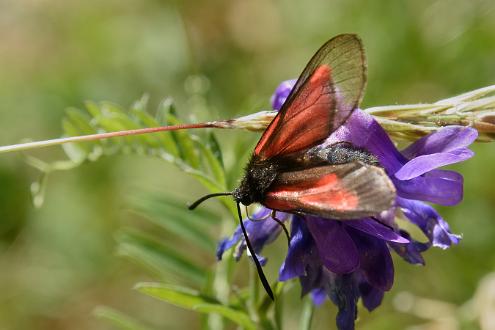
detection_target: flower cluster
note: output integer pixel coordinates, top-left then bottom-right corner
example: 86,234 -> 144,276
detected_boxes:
217,80 -> 477,330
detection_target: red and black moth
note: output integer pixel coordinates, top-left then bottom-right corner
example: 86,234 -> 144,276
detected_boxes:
189,34 -> 396,300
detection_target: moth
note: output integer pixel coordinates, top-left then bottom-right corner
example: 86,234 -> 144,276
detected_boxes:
190,34 -> 396,299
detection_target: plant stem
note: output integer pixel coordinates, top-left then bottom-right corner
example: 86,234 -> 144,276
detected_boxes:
249,265 -> 260,322
0,122 -> 225,154
2,82 -> 495,155
298,297 -> 314,330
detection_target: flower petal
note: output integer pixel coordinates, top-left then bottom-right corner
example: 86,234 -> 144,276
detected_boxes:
395,148 -> 474,180
306,217 -> 360,274
270,79 -> 297,110
329,274 -> 359,330
389,230 -> 429,265
324,110 -> 406,173
401,126 -> 478,158
216,207 -> 286,261
299,268 -> 324,297
244,210 -> 286,250
346,227 -> 394,291
311,288 -> 327,306
358,281 -> 384,311
279,216 -> 317,281
397,197 -> 461,249
395,169 -> 463,206
216,232 -> 242,261
346,219 -> 409,243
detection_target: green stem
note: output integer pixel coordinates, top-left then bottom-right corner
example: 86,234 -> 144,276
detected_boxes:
249,266 -> 260,322
274,290 -> 283,330
298,297 -> 314,330
0,122 -> 223,154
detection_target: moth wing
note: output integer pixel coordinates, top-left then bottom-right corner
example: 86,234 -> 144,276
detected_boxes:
254,34 -> 367,160
263,162 -> 395,220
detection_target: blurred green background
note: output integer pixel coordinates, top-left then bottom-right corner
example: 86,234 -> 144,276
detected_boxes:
0,0 -> 495,329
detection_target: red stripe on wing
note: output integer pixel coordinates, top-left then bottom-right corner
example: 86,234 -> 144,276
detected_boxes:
254,113 -> 281,156
262,163 -> 396,220
310,65 -> 332,84
264,171 -> 358,212
254,64 -> 334,159
253,34 -> 367,161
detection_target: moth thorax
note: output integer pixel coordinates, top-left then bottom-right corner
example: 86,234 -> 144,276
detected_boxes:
233,161 -> 279,205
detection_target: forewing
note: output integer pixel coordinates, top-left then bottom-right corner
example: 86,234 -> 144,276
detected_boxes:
255,34 -> 367,160
263,162 -> 395,220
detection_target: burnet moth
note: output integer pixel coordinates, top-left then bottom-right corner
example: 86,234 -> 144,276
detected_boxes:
0,34 -> 396,301
189,34 -> 396,300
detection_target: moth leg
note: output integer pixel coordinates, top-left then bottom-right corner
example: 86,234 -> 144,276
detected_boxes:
271,210 -> 290,248
245,206 -> 290,247
245,205 -> 271,222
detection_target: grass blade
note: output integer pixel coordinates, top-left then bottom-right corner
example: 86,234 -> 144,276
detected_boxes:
93,306 -> 156,330
135,282 -> 256,330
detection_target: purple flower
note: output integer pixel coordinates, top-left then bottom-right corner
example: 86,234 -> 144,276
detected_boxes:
270,79 -> 297,110
280,216 -> 402,329
322,110 -> 475,254
217,208 -> 289,265
216,80 -> 477,330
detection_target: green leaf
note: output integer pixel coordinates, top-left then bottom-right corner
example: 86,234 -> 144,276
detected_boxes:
174,160 -> 225,193
60,140 -> 87,164
193,304 -> 256,329
194,136 -> 226,188
94,102 -> 148,151
93,306 -> 155,330
258,281 -> 287,314
138,194 -> 221,224
207,132 -> 224,167
131,94 -> 150,113
226,136 -> 255,188
62,108 -> 100,162
95,114 -> 147,151
163,104 -> 201,169
116,229 -> 206,285
155,97 -> 174,125
135,283 -> 256,330
65,108 -> 98,135
130,107 -> 179,157
31,94 -> 237,214
85,100 -> 103,117
131,197 -> 217,251
177,165 -> 236,216
298,297 -> 314,330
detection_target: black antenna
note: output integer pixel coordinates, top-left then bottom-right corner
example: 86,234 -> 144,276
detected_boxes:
188,192 -> 232,210
236,202 -> 274,301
